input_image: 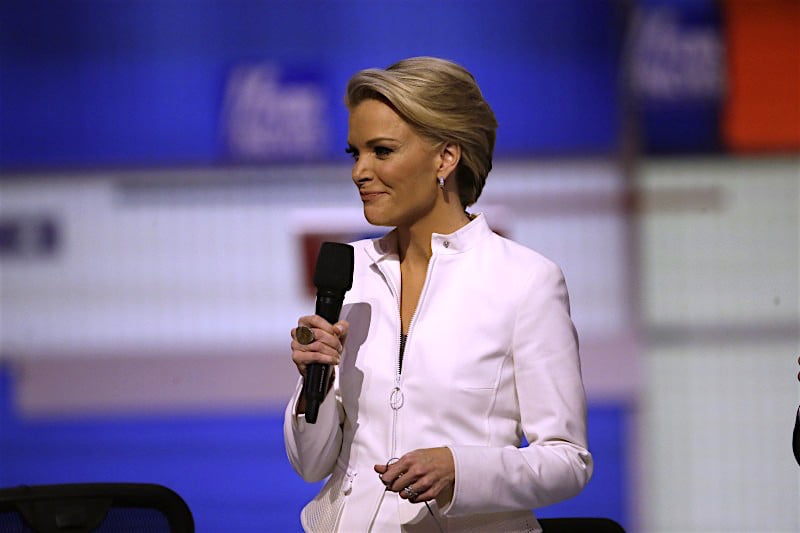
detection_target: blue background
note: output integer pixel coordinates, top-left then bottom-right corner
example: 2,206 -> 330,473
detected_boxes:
0,365 -> 628,531
0,0 -> 624,169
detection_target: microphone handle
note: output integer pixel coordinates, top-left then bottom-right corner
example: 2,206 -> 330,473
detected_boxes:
304,292 -> 344,423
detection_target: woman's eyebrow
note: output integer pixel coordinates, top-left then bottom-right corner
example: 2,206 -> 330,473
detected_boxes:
365,137 -> 399,146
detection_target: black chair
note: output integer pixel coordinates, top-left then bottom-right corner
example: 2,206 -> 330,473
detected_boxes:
0,483 -> 194,533
539,517 -> 626,532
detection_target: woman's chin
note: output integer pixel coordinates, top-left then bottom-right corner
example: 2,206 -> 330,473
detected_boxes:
362,208 -> 395,227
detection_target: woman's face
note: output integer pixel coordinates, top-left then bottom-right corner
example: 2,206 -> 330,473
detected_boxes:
347,99 -> 441,228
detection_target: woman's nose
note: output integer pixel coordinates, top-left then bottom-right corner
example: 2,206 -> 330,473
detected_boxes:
352,158 -> 371,184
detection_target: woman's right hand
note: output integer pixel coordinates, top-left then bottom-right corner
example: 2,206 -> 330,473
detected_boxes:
291,315 -> 349,380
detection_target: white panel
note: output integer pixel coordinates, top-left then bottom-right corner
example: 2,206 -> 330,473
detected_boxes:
1,160 -> 632,359
642,343 -> 800,533
639,156 -> 800,533
1,159 -> 637,413
640,158 -> 799,327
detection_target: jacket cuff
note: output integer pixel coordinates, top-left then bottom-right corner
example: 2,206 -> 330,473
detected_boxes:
440,445 -> 511,517
438,445 -> 460,515
288,377 -> 338,434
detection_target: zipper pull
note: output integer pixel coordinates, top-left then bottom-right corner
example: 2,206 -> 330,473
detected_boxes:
390,386 -> 404,410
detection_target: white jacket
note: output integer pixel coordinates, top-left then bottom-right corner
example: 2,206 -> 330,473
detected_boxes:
284,214 -> 593,532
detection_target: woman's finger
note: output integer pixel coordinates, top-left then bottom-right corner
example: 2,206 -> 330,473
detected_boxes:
333,320 -> 349,341
398,473 -> 432,501
291,343 -> 340,367
384,457 -> 423,494
297,315 -> 339,335
380,448 -> 454,502
290,316 -> 349,379
293,326 -> 345,356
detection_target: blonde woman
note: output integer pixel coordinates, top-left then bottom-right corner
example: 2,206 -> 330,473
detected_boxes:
285,57 -> 593,532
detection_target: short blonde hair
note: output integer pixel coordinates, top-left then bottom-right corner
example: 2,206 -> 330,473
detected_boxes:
345,57 -> 497,208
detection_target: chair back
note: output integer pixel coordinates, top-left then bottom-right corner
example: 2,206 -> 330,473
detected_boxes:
0,483 -> 194,533
538,517 -> 626,532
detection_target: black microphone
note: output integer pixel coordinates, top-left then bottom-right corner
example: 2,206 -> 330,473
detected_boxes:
304,241 -> 354,423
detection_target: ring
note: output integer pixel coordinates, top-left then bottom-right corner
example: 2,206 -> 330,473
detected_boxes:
296,326 -> 315,345
403,485 -> 418,499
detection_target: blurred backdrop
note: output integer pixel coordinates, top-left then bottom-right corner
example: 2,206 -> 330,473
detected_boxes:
1,1 -> 798,531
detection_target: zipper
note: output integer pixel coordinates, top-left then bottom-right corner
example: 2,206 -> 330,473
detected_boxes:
367,249 -> 438,531
377,254 -> 437,460
379,263 -> 403,459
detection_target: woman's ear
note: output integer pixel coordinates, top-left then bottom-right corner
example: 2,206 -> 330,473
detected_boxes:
437,142 -> 461,179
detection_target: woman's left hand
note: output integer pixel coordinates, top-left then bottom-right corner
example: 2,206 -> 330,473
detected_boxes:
374,447 -> 455,507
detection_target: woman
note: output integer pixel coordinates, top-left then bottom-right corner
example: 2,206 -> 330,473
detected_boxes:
284,57 -> 593,532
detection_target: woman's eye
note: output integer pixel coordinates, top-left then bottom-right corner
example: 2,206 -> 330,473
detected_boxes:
374,146 -> 392,158
344,147 -> 359,161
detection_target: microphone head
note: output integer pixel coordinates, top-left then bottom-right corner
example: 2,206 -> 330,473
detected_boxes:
314,242 -> 354,292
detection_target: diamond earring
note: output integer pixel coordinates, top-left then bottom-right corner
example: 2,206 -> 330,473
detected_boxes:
437,177 -> 445,189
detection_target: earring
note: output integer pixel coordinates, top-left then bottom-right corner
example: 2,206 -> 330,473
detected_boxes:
437,177 -> 445,189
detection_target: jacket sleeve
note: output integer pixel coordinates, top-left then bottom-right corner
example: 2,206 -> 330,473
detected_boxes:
283,374 -> 345,482
443,261 -> 593,515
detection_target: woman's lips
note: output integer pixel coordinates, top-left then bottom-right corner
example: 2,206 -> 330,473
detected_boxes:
360,191 -> 385,202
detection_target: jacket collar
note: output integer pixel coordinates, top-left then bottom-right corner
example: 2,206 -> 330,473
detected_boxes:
366,213 -> 491,264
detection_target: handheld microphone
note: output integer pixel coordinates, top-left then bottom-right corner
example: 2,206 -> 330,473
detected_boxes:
304,241 -> 354,423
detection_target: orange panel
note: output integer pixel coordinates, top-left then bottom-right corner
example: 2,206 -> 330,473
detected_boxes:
723,0 -> 800,152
